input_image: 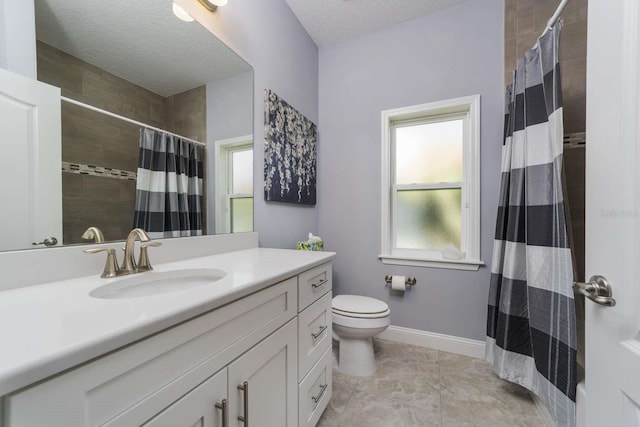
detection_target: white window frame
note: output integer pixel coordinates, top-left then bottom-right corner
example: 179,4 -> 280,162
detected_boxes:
379,95 -> 483,271
213,135 -> 253,234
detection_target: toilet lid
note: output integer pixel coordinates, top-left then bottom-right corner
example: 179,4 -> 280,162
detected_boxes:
332,295 -> 389,315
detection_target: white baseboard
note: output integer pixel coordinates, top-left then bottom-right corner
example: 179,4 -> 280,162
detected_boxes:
377,325 -> 486,359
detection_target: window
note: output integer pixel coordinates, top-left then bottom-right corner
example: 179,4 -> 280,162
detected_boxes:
380,96 -> 482,270
213,136 -> 253,234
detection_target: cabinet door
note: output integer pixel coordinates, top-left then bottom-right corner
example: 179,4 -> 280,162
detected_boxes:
228,319 -> 298,427
143,368 -> 227,427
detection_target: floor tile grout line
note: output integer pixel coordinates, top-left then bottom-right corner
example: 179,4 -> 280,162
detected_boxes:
341,376 -> 359,415
438,350 -> 444,427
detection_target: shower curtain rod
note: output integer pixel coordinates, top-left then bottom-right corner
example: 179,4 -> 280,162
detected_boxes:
544,0 -> 569,34
61,96 -> 206,147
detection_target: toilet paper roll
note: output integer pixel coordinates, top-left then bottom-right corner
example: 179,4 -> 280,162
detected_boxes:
391,275 -> 406,291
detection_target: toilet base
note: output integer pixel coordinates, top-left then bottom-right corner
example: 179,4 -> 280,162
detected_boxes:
337,336 -> 376,377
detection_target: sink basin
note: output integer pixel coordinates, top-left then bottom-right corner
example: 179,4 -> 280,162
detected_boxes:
89,268 -> 227,299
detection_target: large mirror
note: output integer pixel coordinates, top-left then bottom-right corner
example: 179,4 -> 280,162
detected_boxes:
0,0 -> 254,252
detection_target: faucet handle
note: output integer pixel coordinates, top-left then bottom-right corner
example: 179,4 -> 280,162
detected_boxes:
84,247 -> 119,278
137,241 -> 163,272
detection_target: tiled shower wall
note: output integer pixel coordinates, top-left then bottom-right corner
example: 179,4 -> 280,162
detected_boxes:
36,41 -> 206,244
164,87 -> 207,144
504,0 -> 587,280
504,0 -> 587,134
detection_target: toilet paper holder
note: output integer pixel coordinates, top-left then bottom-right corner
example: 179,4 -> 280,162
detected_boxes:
384,275 -> 416,286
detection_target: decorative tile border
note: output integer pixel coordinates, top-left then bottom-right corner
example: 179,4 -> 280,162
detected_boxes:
563,132 -> 585,147
62,162 -> 137,181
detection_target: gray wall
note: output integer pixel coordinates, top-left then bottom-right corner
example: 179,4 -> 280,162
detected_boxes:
185,0 -> 319,249
206,71 -> 253,142
206,70 -> 254,231
317,0 -> 504,341
0,0 -> 36,78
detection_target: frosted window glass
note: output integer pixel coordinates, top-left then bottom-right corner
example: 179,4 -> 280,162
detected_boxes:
395,120 -> 463,184
231,197 -> 253,233
232,150 -> 253,194
396,189 -> 461,250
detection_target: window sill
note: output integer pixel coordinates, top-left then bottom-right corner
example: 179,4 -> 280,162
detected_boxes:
378,254 -> 485,271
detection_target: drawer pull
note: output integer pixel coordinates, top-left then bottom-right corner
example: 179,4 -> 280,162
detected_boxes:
311,325 -> 328,339
238,381 -> 249,425
312,384 -> 328,404
312,278 -> 328,289
215,398 -> 228,427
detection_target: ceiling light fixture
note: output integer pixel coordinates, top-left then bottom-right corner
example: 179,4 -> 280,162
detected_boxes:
172,3 -> 194,22
197,0 -> 228,12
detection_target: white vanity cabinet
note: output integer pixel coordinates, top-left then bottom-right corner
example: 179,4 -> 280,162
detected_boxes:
296,263 -> 333,427
143,367 -> 228,427
141,320 -> 297,427
3,261 -> 333,427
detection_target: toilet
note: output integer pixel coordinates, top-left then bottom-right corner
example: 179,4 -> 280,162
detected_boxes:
332,295 -> 391,377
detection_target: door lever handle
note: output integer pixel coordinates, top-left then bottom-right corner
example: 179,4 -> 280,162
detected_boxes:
574,275 -> 616,307
32,237 -> 58,247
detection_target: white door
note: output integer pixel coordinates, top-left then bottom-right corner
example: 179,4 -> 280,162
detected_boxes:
584,0 -> 640,426
227,319 -> 298,427
0,68 -> 61,251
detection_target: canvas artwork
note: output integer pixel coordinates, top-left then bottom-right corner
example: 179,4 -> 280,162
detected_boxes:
264,89 -> 317,205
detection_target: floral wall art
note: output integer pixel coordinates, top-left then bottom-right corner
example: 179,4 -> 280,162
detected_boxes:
264,89 -> 317,205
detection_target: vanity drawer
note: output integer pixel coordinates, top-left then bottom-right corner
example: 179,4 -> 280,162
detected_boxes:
299,346 -> 332,427
298,291 -> 332,379
298,262 -> 332,311
5,278 -> 297,427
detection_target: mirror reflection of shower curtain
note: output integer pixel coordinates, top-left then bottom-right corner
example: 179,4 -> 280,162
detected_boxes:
485,23 -> 577,427
133,128 -> 204,238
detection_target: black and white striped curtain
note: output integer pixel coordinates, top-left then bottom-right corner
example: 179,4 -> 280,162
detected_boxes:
133,128 -> 204,238
486,24 -> 577,427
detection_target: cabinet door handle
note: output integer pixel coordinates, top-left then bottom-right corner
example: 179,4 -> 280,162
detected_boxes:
312,278 -> 328,289
238,381 -> 249,425
215,398 -> 228,427
311,325 -> 328,339
312,384 -> 328,404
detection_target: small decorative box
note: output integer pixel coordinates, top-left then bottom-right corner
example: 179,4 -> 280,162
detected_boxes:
297,241 -> 324,251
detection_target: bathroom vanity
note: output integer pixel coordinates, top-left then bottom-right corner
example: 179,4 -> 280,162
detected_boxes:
0,247 -> 334,427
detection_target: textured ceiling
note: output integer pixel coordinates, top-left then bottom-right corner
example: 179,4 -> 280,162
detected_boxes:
35,0 -> 251,97
284,0 -> 468,46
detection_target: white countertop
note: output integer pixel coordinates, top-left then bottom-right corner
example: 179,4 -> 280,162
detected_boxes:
0,248 -> 335,396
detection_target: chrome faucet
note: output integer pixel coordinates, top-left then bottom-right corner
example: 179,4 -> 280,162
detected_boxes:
120,228 -> 151,275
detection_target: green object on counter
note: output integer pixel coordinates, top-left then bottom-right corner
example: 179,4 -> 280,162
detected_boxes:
297,241 -> 324,251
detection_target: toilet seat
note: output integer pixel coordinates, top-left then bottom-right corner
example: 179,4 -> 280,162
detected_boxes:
332,295 -> 390,319
332,311 -> 390,329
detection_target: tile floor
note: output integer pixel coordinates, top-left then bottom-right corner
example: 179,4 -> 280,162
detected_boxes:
317,338 -> 545,427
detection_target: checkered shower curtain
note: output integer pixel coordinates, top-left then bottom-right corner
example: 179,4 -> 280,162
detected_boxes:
486,24 -> 577,427
133,128 -> 204,238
